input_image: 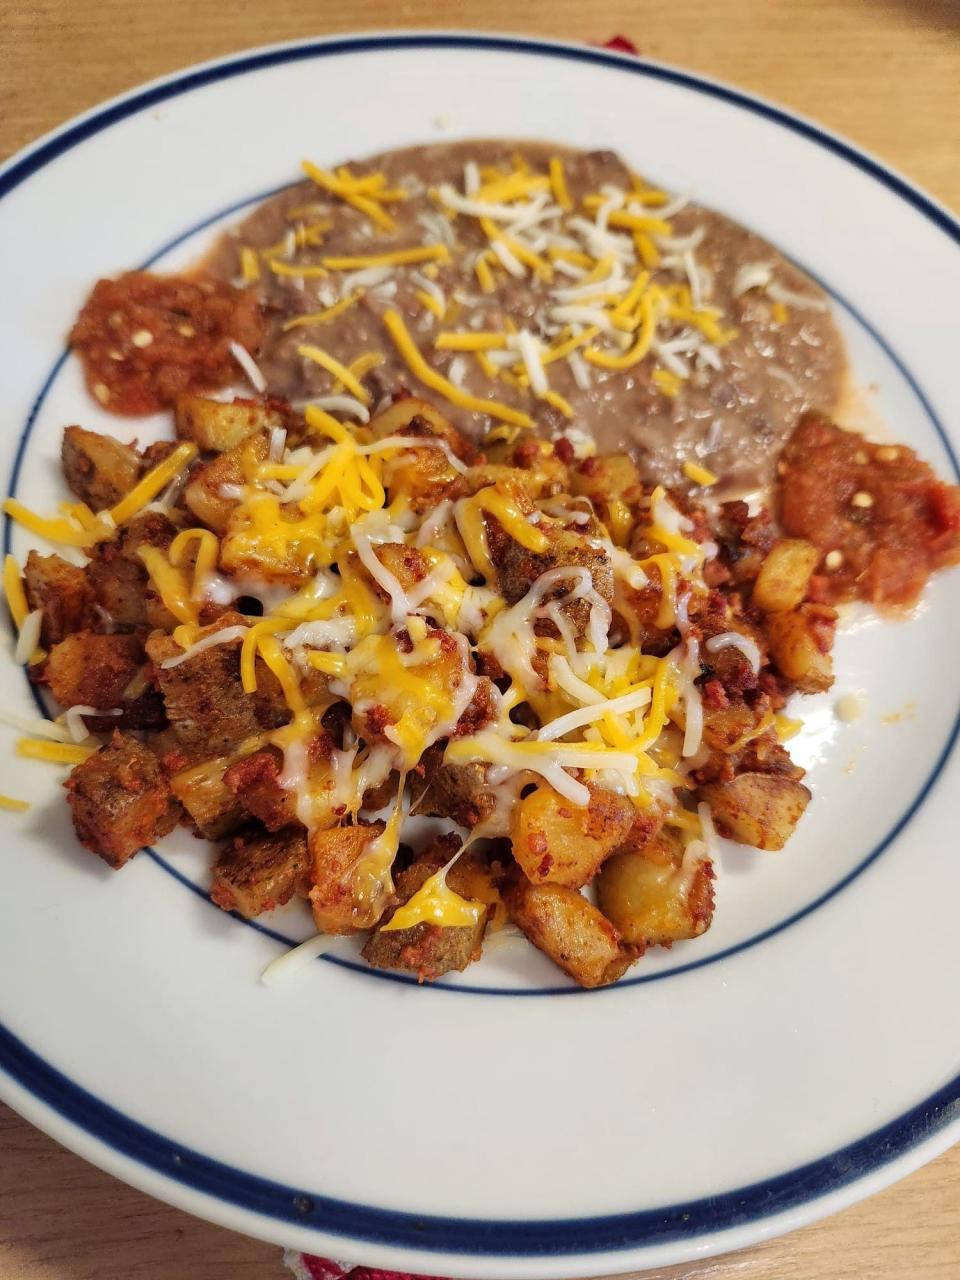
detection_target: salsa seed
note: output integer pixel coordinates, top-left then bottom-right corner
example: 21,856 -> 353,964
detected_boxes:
93,382 -> 111,403
825,549 -> 843,569
851,491 -> 874,509
854,450 -> 868,465
176,322 -> 196,338
131,328 -> 154,348
875,446 -> 899,462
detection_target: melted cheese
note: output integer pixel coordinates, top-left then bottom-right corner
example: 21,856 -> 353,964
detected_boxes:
454,485 -> 550,581
136,547 -> 197,625
381,868 -> 484,932
683,460 -> 718,486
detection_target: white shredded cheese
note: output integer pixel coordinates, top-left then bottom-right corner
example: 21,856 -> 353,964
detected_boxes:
705,631 -> 762,674
228,341 -> 267,393
14,610 -> 42,664
259,933 -> 333,986
160,624 -> 250,669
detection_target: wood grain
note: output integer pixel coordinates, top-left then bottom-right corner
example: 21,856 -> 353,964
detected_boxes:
0,1 -> 958,1276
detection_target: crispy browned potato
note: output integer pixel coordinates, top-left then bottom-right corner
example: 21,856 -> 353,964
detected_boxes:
702,703 -> 767,754
570,453 -> 644,542
368,396 -> 474,513
65,731 -> 180,868
765,604 -> 835,692
349,626 -> 472,753
210,828 -> 309,918
699,773 -> 811,851
486,492 -> 614,614
61,426 -> 142,510
596,828 -> 715,946
169,754 -> 247,840
146,612 -> 289,755
501,869 -> 637,988
308,821 -> 388,934
175,395 -> 283,453
362,834 -> 488,980
23,551 -> 96,646
183,430 -> 269,534
752,539 -> 820,613
510,783 -> 634,887
408,749 -> 497,827
223,747 -> 300,830
43,630 -> 146,711
87,512 -> 179,630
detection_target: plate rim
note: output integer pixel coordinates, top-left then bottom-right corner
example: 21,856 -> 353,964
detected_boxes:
1,29 -> 958,1276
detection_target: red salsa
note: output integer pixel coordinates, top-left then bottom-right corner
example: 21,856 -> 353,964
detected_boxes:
779,414 -> 960,606
69,271 -> 262,415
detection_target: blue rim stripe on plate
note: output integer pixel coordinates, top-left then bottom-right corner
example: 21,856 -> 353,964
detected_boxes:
2,1017 -> 959,1254
1,32 -> 959,1259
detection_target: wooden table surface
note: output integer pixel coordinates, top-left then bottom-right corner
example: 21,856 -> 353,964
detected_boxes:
1,1 -> 958,1277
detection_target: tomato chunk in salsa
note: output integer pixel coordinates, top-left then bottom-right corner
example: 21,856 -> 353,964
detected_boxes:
70,271 -> 262,415
779,414 -> 960,606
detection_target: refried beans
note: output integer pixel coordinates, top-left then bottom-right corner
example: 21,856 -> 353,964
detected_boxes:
206,141 -> 846,498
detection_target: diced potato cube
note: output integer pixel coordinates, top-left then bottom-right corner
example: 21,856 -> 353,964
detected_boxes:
175,395 -> 283,453
61,426 -> 141,510
43,630 -> 145,711
308,821 -> 387,934
501,870 -> 637,988
210,828 -> 309,918
183,431 -> 269,534
169,754 -> 246,840
23,551 -> 96,646
596,828 -> 715,946
362,834 -> 488,980
765,605 -> 835,692
752,538 -> 820,612
510,783 -> 634,887
65,732 -> 180,868
699,773 -> 811,851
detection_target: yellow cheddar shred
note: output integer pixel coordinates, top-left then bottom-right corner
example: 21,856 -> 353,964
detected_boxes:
297,345 -> 372,405
383,310 -> 532,429
3,555 -> 28,627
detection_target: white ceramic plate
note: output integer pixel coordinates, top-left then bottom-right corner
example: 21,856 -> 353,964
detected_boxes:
0,33 -> 958,1279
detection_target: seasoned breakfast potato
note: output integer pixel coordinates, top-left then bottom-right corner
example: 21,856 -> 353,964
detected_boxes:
43,630 -> 146,712
699,773 -> 811,851
175,394 -> 283,453
183,430 -> 270,534
501,869 -> 637,988
362,834 -> 488,980
369,396 -> 474,512
308,821 -> 388,934
223,747 -> 301,831
61,425 -> 142,510
596,828 -> 715,946
570,453 -> 644,543
169,754 -> 247,840
210,827 -> 309,918
408,750 -> 498,828
752,538 -> 820,613
23,551 -> 96,646
510,782 -> 634,888
146,612 -> 290,755
65,732 -> 180,868
764,604 -> 835,692
86,511 -> 180,631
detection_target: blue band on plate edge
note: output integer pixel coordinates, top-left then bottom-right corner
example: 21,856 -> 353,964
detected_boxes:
1,32 -> 959,1259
